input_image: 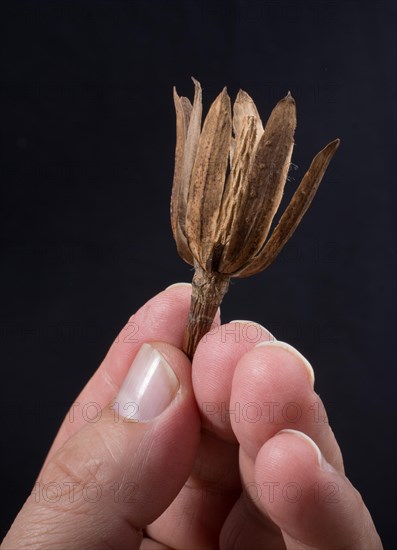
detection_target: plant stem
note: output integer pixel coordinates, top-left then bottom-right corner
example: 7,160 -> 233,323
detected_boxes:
183,262 -> 230,360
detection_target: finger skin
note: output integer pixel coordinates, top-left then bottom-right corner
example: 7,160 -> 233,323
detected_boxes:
146,321 -> 273,548
219,490 -> 286,550
2,343 -> 201,550
42,284 -> 209,469
255,431 -> 382,549
226,344 -> 382,549
230,344 -> 344,471
193,321 -> 273,441
146,427 -> 241,549
3,288 -> 382,550
219,342 -> 346,547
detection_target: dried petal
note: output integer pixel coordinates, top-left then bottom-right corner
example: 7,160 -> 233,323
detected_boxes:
171,79 -> 202,264
171,89 -> 193,263
220,92 -> 296,273
232,89 -> 264,158
216,115 -> 258,271
237,138 -> 340,277
185,87 -> 232,271
179,79 -> 202,219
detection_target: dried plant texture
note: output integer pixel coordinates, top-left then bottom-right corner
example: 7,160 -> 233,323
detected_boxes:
171,79 -> 340,359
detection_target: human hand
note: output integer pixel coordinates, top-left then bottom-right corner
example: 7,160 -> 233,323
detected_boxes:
2,284 -> 382,549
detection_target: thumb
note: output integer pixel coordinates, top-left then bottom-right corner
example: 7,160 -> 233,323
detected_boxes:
2,343 -> 200,550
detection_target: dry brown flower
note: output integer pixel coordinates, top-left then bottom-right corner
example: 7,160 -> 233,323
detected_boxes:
171,78 -> 340,359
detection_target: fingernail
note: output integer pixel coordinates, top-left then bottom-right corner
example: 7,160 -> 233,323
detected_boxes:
166,282 -> 192,290
255,340 -> 315,387
229,320 -> 275,342
277,429 -> 335,472
114,343 -> 180,422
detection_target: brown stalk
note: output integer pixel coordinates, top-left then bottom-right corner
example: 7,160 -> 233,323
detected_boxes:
182,263 -> 230,360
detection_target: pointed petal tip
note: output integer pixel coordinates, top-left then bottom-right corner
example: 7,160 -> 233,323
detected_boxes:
235,88 -> 253,103
285,90 -> 295,102
324,138 -> 341,152
191,76 -> 202,89
218,86 -> 231,104
173,86 -> 181,104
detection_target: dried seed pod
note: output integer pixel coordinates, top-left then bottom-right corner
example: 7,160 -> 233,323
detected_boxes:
171,78 -> 340,359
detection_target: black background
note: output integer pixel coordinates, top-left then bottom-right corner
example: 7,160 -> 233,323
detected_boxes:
0,0 -> 395,546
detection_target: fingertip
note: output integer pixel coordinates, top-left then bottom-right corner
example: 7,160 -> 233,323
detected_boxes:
253,430 -> 380,549
162,281 -> 222,334
162,281 -> 192,305
255,340 -> 315,388
192,320 -> 273,441
228,320 -> 275,344
145,341 -> 193,399
274,429 -> 336,473
165,281 -> 192,290
229,342 -> 317,458
113,342 -> 192,423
